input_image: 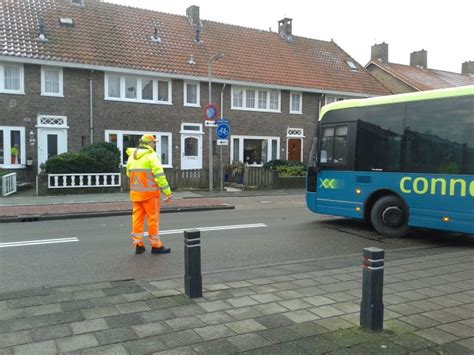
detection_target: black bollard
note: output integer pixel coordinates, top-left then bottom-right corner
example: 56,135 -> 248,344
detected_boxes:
360,247 -> 384,331
184,230 -> 202,298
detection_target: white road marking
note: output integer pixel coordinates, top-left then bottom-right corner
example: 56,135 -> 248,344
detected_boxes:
0,237 -> 79,248
149,223 -> 267,236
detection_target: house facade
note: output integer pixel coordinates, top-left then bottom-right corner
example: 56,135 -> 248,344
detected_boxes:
366,42 -> 474,94
0,0 -> 389,184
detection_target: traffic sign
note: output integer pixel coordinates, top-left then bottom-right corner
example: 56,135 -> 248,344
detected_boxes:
204,104 -> 219,120
216,122 -> 230,140
217,139 -> 228,146
204,120 -> 217,127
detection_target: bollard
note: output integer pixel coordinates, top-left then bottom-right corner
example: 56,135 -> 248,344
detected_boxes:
360,247 -> 384,331
184,230 -> 202,298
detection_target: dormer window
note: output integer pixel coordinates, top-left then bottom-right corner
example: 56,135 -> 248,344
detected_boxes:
70,0 -> 84,6
59,18 -> 74,27
346,60 -> 358,71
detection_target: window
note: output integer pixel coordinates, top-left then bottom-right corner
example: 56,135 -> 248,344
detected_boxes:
0,63 -> 24,94
105,130 -> 173,167
231,135 -> 280,165
258,91 -> 267,109
320,125 -> 348,165
290,92 -> 302,114
158,80 -> 169,102
125,78 -> 137,99
354,104 -> 405,172
233,88 -> 243,107
246,90 -> 255,108
184,82 -> 200,106
232,87 -> 280,112
104,73 -> 172,104
404,96 -> 474,174
0,126 -> 25,167
41,67 -> 63,96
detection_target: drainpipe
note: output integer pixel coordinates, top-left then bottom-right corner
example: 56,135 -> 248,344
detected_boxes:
219,84 -> 226,191
89,70 -> 94,144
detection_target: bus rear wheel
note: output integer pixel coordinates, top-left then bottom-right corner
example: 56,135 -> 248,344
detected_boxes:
370,195 -> 409,238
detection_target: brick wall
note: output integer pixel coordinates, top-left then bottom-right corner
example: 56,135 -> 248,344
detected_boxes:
1,63 -> 320,183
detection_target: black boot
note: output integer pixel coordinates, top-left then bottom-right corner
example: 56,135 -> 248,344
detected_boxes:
135,245 -> 146,254
151,246 -> 171,254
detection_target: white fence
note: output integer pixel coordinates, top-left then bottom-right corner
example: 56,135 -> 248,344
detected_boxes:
1,173 -> 17,196
48,173 -> 121,189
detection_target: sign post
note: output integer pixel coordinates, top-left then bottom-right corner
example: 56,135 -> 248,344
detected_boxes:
215,119 -> 230,192
204,104 -> 219,191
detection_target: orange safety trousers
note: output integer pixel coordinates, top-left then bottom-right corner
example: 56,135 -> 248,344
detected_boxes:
131,196 -> 164,248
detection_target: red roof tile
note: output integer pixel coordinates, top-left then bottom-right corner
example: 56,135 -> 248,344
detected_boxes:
367,60 -> 474,91
1,0 -> 390,96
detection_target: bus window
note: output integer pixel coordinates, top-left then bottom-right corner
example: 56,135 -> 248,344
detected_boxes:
404,96 -> 474,174
320,124 -> 348,165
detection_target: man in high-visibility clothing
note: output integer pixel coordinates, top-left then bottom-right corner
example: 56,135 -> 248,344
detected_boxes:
126,134 -> 172,254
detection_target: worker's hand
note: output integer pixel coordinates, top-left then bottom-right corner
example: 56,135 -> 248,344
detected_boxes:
164,195 -> 172,203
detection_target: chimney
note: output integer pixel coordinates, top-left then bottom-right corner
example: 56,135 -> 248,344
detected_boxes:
461,61 -> 474,75
371,42 -> 388,63
410,49 -> 427,69
186,5 -> 200,26
278,18 -> 293,42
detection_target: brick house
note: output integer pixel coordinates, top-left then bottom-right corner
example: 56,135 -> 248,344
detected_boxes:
0,0 -> 389,184
367,42 -> 474,94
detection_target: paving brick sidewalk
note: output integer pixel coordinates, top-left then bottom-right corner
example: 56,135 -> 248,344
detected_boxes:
1,247 -> 473,354
0,198 -> 233,222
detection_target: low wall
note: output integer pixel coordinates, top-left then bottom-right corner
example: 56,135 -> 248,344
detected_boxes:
37,174 -> 121,196
272,176 -> 306,189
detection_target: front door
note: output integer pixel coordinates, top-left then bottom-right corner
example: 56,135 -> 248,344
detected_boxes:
180,134 -> 202,170
37,128 -> 67,172
288,138 -> 302,161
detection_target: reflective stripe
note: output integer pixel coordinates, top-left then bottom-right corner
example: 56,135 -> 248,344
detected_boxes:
160,185 -> 170,191
129,169 -> 152,172
154,173 -> 166,178
131,233 -> 144,237
131,186 -> 160,192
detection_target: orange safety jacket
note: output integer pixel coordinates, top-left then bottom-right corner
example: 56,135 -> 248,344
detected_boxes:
126,145 -> 171,201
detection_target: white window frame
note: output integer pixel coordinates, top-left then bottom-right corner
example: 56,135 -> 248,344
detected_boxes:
231,86 -> 280,113
104,73 -> 172,105
41,66 -> 64,97
0,63 -> 24,94
290,92 -> 303,114
105,130 -> 173,168
230,135 -> 280,166
184,81 -> 200,107
0,126 -> 26,168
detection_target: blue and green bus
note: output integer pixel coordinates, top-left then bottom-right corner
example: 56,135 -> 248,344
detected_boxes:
306,85 -> 474,237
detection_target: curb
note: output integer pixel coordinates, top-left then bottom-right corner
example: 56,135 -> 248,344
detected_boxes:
0,204 -> 235,223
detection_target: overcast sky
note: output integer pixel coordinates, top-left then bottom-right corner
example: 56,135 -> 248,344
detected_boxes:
105,0 -> 473,74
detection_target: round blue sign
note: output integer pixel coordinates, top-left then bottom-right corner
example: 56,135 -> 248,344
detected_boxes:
216,123 -> 230,140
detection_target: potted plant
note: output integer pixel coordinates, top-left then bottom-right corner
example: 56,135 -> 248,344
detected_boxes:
26,157 -> 33,166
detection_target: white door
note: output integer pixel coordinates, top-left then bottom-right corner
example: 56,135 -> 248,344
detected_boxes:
180,134 -> 202,170
37,128 -> 67,172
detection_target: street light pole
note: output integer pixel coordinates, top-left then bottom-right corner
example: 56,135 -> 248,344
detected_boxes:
208,52 -> 224,192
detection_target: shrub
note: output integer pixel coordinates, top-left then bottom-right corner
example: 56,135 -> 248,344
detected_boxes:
44,142 -> 121,173
80,142 -> 120,173
275,165 -> 306,177
263,159 -> 306,170
44,152 -> 97,173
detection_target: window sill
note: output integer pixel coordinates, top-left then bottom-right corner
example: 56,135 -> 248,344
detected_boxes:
41,93 -> 64,97
0,91 -> 25,95
290,111 -> 303,115
231,107 -> 281,113
184,103 -> 201,108
104,97 -> 173,105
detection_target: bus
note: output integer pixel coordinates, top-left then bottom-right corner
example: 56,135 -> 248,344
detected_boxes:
306,85 -> 474,237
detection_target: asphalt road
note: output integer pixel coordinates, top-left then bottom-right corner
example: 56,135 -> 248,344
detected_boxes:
1,195 -> 472,292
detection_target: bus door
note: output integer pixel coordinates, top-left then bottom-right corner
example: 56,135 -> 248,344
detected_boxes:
314,122 -> 358,218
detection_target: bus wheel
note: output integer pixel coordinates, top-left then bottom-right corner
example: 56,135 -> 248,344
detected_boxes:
370,195 -> 409,238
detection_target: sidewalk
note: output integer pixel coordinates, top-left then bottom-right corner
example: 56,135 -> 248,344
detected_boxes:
0,190 -> 234,223
0,245 -> 473,354
0,188 -> 305,222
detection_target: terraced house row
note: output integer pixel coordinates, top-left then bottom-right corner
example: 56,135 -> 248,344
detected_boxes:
1,0 -> 472,184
